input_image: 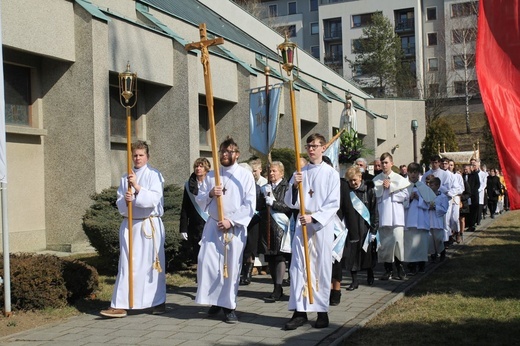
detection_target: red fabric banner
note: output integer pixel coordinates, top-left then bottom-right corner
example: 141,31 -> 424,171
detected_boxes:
476,0 -> 520,210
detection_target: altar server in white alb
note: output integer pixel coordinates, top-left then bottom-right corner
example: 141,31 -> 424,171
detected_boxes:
195,137 -> 256,324
283,133 -> 340,331
373,152 -> 410,281
101,141 -> 166,318
404,163 -> 436,275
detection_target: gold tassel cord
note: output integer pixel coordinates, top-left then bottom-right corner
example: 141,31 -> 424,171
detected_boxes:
141,216 -> 162,273
222,230 -> 234,279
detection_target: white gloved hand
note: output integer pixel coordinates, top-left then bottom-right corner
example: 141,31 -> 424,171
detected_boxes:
181,232 -> 188,241
266,196 -> 275,206
370,233 -> 376,242
263,184 -> 272,197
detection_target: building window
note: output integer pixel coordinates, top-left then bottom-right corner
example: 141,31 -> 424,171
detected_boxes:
325,44 -> 342,63
401,36 -> 415,56
429,83 -> 440,96
428,58 -> 439,71
351,38 -> 368,53
288,25 -> 296,37
324,18 -> 342,39
426,7 -> 437,20
310,0 -> 318,12
3,63 -> 32,126
268,4 -> 277,17
311,22 -> 319,35
199,102 -> 209,146
352,12 -> 376,28
452,28 -> 477,44
288,2 -> 297,15
454,80 -> 479,94
453,54 -> 475,69
427,32 -> 438,46
310,46 -> 320,59
451,1 -> 478,18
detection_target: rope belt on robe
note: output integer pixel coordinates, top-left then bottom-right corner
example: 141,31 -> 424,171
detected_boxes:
210,216 -> 235,278
126,216 -> 162,273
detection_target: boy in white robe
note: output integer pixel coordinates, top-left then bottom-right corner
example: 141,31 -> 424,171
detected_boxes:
101,141 -> 166,318
427,177 -> 450,262
283,133 -> 340,330
404,163 -> 435,275
373,152 -> 410,280
195,137 -> 256,324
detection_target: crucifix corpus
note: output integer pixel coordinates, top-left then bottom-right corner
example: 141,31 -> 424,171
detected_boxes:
185,24 -> 232,278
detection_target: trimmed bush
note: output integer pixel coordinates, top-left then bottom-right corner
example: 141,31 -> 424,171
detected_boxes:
0,253 -> 68,310
61,258 -> 99,303
82,184 -> 184,272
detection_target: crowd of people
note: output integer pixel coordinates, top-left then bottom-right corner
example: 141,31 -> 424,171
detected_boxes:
99,136 -> 509,331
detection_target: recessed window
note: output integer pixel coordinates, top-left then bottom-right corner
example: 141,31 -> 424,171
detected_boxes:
429,83 -> 440,96
451,1 -> 478,18
3,63 -> 32,126
454,80 -> 479,94
427,33 -> 438,46
310,0 -> 318,12
310,46 -> 320,59
426,7 -> 437,21
310,22 -> 319,35
428,58 -> 439,71
452,28 -> 477,44
288,2 -> 297,15
352,13 -> 376,28
268,4 -> 277,17
453,54 -> 475,69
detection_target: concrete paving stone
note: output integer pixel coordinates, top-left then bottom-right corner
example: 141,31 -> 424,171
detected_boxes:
109,328 -> 151,338
141,330 -> 176,339
107,336 -> 150,344
140,337 -> 187,346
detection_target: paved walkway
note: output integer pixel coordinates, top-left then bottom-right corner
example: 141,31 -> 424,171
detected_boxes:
0,217 -> 492,346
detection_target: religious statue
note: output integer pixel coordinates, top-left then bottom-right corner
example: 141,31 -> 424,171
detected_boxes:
339,93 -> 357,131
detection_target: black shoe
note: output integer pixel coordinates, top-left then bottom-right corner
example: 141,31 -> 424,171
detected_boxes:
329,289 -> 341,306
394,264 -> 406,280
152,302 -> 166,315
380,270 -> 392,280
367,271 -> 374,286
315,312 -> 329,329
285,312 -> 308,330
224,310 -> 238,324
208,305 -> 222,316
418,262 -> 426,273
408,264 -> 418,277
265,284 -> 284,302
440,250 -> 446,262
346,282 -> 359,291
430,254 -> 438,263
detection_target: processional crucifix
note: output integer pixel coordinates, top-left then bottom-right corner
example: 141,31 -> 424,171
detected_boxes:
185,24 -> 232,278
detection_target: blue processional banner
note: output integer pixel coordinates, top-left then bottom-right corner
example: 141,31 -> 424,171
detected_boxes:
249,85 -> 281,155
323,136 -> 340,173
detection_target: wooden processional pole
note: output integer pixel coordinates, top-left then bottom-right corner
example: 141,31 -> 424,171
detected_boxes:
119,63 -> 137,308
288,80 -> 314,304
185,24 -> 230,278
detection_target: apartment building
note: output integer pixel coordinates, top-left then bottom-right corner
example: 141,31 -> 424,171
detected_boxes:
259,0 -> 479,100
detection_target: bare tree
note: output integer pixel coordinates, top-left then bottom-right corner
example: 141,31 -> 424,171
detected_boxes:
444,1 -> 479,134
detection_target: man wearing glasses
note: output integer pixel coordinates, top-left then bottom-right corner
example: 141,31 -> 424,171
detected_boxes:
283,133 -> 340,330
195,137 -> 256,324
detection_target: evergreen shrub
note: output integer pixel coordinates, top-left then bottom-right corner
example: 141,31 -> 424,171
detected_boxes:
82,184 -> 184,272
61,258 -> 99,303
0,253 -> 68,310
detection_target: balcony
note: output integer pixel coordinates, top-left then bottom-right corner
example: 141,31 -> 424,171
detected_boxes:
323,30 -> 342,41
395,18 -> 415,33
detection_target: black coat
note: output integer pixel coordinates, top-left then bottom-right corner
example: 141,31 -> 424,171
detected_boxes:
486,175 -> 502,202
465,171 -> 480,204
258,179 -> 292,255
179,173 -> 206,242
338,179 -> 379,271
